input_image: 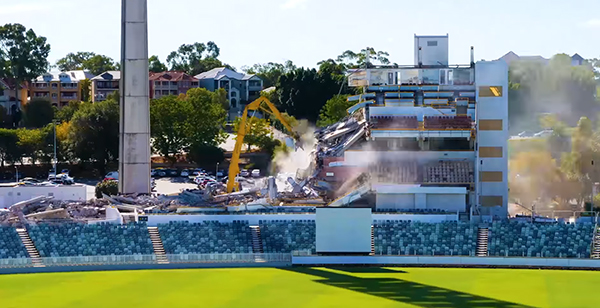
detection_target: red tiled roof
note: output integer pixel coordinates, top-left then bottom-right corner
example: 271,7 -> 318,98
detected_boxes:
149,71 -> 197,81
0,77 -> 27,89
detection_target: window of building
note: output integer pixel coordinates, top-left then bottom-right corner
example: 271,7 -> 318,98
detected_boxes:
171,81 -> 178,86
231,92 -> 237,98
52,93 -> 57,99
155,90 -> 160,96
427,40 -> 438,46
162,81 -> 169,86
154,81 -> 160,86
478,86 -> 503,97
192,81 -> 199,87
170,90 -> 177,95
51,83 -> 58,89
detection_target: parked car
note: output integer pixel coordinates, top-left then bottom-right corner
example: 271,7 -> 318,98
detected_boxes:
150,169 -> 157,177
240,169 -> 250,177
251,169 -> 260,178
167,169 -> 178,177
180,169 -> 190,177
157,169 -> 167,177
104,171 -> 119,181
216,171 -> 224,177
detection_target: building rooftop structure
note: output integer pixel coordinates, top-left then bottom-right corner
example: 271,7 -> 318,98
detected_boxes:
35,70 -> 95,82
194,67 -> 256,81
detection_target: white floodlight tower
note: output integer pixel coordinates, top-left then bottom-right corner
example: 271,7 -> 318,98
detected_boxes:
119,0 -> 151,194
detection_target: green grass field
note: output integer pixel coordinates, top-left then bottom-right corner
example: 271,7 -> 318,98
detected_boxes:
1,267 -> 599,308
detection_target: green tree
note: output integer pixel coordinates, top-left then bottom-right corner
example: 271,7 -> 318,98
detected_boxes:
55,52 -> 117,75
80,78 -> 91,102
233,116 -> 274,152
68,99 -> 119,175
23,98 -> 54,128
149,55 -> 168,73
336,47 -> 391,68
508,54 -> 597,132
317,95 -> 352,127
560,117 -> 598,205
55,51 -> 95,71
150,95 -> 190,165
243,60 -> 296,88
187,144 -> 224,166
0,24 -> 51,103
0,128 -> 20,166
95,180 -> 118,198
16,128 -> 46,165
166,42 -> 231,76
55,100 -> 82,123
275,67 -> 347,122
184,88 -> 227,148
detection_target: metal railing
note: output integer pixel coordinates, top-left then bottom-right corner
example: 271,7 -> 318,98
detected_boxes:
166,253 -> 291,263
0,253 -> 292,268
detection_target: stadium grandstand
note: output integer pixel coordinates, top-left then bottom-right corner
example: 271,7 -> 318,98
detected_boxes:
1,34 -> 599,284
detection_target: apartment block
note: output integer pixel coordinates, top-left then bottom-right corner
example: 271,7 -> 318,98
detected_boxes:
30,70 -> 94,107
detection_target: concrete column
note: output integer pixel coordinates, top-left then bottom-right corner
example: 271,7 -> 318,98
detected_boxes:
119,0 -> 150,194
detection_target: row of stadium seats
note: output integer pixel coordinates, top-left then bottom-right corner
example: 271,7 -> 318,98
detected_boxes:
423,160 -> 474,183
0,221 -> 596,259
373,221 -> 477,256
0,226 -> 28,259
28,223 -> 154,257
423,116 -> 472,129
488,221 -> 594,258
369,161 -> 419,183
259,220 -> 316,253
159,221 -> 253,254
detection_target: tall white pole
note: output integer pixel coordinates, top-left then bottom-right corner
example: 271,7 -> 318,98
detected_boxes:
53,120 -> 57,176
119,0 -> 151,194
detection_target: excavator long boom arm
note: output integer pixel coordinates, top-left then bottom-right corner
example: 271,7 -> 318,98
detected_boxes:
226,97 -> 300,193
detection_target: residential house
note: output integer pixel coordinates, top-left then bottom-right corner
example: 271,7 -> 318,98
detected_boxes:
0,78 -> 27,114
498,51 -> 589,67
149,71 -> 199,99
91,71 -> 120,102
29,70 -> 94,107
194,67 -> 263,120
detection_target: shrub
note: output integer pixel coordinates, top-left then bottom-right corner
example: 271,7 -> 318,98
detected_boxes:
95,180 -> 118,198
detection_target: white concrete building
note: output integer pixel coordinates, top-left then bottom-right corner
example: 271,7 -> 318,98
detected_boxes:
322,34 -> 509,220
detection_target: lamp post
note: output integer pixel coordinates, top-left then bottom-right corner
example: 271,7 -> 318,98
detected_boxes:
53,120 -> 57,177
14,165 -> 18,183
216,162 -> 219,181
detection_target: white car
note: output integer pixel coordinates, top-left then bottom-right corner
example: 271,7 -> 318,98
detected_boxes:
240,169 -> 249,177
180,170 -> 189,177
251,169 -> 260,178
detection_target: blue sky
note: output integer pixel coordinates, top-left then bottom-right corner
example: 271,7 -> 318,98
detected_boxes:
1,0 -> 599,70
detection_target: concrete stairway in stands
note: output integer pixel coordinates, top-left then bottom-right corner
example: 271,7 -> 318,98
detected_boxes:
147,227 -> 169,264
591,226 -> 600,259
16,228 -> 44,267
250,225 -> 264,254
371,225 -> 375,255
476,226 -> 489,257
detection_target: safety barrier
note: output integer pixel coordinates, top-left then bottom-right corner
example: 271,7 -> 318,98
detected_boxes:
291,255 -> 600,268
0,253 -> 292,268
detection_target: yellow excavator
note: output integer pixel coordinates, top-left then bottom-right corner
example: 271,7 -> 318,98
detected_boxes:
226,97 -> 302,193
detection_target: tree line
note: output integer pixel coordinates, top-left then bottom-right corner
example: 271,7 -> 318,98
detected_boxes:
1,22 -> 599,177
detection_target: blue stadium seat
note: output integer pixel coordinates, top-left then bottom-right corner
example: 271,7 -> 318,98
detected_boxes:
28,223 -> 154,257
373,221 -> 477,256
158,221 -> 253,254
0,226 -> 28,259
488,221 -> 593,258
259,220 -> 316,253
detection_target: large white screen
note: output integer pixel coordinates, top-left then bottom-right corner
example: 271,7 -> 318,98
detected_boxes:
316,208 -> 372,253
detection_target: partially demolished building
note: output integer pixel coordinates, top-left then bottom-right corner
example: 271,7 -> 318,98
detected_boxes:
313,35 -> 509,219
